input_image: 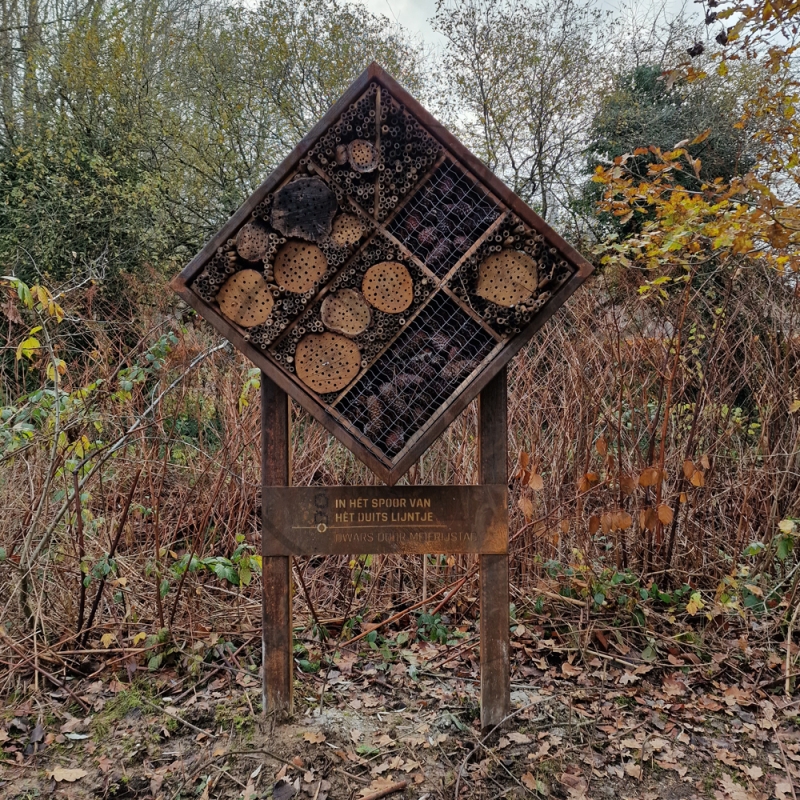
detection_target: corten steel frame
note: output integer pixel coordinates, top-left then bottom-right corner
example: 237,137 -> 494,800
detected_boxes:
170,62 -> 594,485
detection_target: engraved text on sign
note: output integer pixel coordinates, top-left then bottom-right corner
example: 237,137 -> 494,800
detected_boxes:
262,485 -> 507,555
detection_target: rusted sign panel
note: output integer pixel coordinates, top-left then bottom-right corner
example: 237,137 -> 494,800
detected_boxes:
263,485 -> 507,555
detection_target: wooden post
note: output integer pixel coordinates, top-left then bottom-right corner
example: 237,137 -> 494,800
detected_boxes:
261,373 -> 293,718
478,367 -> 510,730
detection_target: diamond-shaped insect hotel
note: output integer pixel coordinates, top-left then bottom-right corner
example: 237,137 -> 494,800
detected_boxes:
171,64 -> 593,484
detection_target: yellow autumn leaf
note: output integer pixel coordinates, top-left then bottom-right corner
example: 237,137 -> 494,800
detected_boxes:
132,631 -> 147,645
686,591 -> 704,615
100,633 -> 115,648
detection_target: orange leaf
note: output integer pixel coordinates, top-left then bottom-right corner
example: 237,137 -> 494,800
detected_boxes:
682,459 -> 696,479
518,497 -> 534,523
658,504 -> 674,525
691,470 -> 705,487
528,472 -> 544,491
595,435 -> 608,456
639,467 -> 660,487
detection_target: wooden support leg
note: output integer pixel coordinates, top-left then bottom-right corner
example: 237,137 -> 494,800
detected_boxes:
261,374 -> 293,719
479,367 -> 510,730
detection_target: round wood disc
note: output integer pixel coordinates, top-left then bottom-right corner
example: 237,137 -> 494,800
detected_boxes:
321,289 -> 371,336
348,139 -> 379,172
271,176 -> 338,241
329,213 -> 364,247
475,250 -> 538,308
236,220 -> 271,262
273,240 -> 328,294
295,332 -> 361,393
217,269 -> 274,327
362,261 -> 413,314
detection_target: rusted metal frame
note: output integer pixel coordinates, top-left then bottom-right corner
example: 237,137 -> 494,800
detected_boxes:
383,266 -> 588,483
173,63 -> 594,487
478,367 -> 511,731
172,68 -> 375,292
261,374 -> 294,718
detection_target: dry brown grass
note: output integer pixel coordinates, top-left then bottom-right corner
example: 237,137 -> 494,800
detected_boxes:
0,262 -> 798,665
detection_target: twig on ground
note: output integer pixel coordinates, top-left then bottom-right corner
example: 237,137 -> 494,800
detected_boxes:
138,695 -> 218,739
360,780 -> 408,800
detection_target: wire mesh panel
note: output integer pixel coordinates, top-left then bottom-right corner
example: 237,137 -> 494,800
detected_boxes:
171,64 -> 593,483
336,293 -> 497,460
387,160 -> 501,277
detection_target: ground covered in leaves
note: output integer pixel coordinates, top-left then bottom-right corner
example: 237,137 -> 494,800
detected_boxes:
2,626 -> 800,800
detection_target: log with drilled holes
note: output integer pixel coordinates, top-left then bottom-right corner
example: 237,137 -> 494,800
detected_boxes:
347,138 -> 379,172
361,261 -> 414,314
295,332 -> 361,393
216,269 -> 274,327
271,176 -> 338,241
273,241 -> 328,294
475,250 -> 538,308
329,213 -> 364,247
236,220 -> 272,262
321,289 -> 372,336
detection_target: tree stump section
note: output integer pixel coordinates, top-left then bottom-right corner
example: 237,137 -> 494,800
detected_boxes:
348,139 -> 379,172
321,289 -> 371,336
271,176 -> 338,241
217,270 -> 274,327
273,241 -> 328,294
236,220 -> 272,262
476,250 -> 538,307
295,332 -> 361,393
330,213 -> 364,247
362,261 -> 414,313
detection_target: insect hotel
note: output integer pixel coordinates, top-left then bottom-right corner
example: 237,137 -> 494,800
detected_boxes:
172,63 -> 592,726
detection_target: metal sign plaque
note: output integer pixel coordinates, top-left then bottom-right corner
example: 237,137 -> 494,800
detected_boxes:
263,485 -> 507,555
171,63 -> 592,484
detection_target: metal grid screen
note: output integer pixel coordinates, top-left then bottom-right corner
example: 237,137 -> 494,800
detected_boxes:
335,293 -> 497,459
387,161 -> 500,277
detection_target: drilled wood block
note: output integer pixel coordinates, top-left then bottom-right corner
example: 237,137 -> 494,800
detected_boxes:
321,289 -> 371,336
362,261 -> 413,314
295,332 -> 361,393
217,269 -> 274,327
273,241 -> 328,294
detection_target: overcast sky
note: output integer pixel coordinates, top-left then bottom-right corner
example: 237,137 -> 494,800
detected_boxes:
355,0 -> 703,49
